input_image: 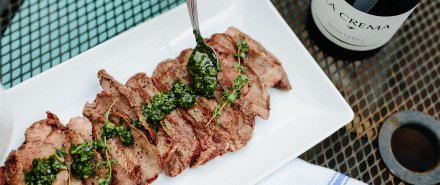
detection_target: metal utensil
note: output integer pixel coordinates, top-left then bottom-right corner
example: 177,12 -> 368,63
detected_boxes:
185,0 -> 220,100
186,0 -> 200,35
185,0 -> 218,61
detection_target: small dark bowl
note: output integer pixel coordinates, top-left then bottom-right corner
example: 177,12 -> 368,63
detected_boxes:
379,111 -> 440,185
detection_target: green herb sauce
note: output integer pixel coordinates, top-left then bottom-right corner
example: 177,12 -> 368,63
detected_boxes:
132,120 -> 144,129
171,81 -> 197,109
68,100 -> 122,185
101,119 -> 134,146
69,124 -> 133,181
187,31 -> 220,99
142,103 -> 165,125
24,149 -> 67,185
102,122 -> 117,139
70,142 -> 97,179
151,92 -> 177,115
116,126 -> 134,146
140,32 -> 219,127
141,81 -> 196,126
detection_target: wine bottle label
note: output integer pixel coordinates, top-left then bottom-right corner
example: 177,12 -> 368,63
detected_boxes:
311,0 -> 417,51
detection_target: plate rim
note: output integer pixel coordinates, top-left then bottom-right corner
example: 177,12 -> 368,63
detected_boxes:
3,0 -> 354,184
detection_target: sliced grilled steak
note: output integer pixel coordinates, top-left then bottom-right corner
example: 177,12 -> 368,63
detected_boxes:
66,117 -> 94,144
126,73 -> 201,176
152,49 -> 254,167
225,27 -> 291,90
97,70 -> 174,164
4,112 -> 70,185
83,91 -> 161,185
172,48 -> 255,150
206,33 -> 270,120
66,117 -> 103,185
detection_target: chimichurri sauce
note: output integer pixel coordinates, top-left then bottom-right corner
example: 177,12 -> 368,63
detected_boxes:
141,81 -> 196,127
24,150 -> 67,185
141,31 -> 220,127
70,142 -> 97,180
187,31 -> 220,99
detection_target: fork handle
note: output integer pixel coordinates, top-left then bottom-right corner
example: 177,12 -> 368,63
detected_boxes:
186,0 -> 200,35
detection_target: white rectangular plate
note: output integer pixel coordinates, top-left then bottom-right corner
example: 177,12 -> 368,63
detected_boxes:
2,0 -> 354,184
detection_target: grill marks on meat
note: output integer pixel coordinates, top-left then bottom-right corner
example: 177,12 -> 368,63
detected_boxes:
153,54 -> 226,167
152,49 -> 193,92
1,28 -> 290,184
161,111 -> 200,176
179,97 -> 230,167
206,33 -> 270,120
97,70 -> 173,164
126,73 -> 201,176
83,91 -> 161,185
152,49 -> 254,167
225,27 -> 291,90
4,112 -> 70,185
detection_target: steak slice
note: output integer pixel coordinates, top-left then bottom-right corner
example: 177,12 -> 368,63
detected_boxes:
225,27 -> 291,90
152,49 -> 254,167
126,73 -> 201,176
206,33 -> 270,120
4,112 -> 70,185
66,117 -> 94,144
66,117 -> 103,185
83,91 -> 161,185
97,70 -> 173,165
0,166 -> 6,185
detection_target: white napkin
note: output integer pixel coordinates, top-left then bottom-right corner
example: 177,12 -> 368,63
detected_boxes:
258,158 -> 367,185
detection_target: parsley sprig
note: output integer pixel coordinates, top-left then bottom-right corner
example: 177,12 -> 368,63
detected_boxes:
96,137 -> 117,185
206,39 -> 249,126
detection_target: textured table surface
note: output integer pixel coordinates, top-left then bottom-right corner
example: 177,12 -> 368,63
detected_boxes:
1,0 -> 439,184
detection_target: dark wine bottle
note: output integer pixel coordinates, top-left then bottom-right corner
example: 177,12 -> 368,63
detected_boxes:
307,0 -> 419,60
